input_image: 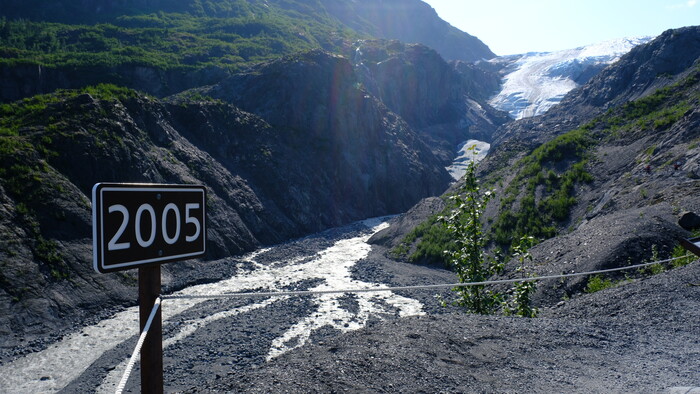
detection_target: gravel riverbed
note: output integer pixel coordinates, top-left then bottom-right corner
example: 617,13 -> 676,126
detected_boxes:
0,218 -> 454,392
1,217 -> 698,393
205,255 -> 700,393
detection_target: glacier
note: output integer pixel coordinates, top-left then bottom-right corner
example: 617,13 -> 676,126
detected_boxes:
488,37 -> 653,120
446,139 -> 490,180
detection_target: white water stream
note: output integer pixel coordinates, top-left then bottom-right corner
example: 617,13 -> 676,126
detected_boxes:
0,218 -> 424,393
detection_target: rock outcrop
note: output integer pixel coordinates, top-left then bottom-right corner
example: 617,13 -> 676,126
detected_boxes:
188,50 -> 452,218
0,67 -> 451,344
349,40 -> 509,164
321,0 -> 495,62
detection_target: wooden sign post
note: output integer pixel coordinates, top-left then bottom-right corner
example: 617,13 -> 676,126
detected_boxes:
139,265 -> 163,394
92,183 -> 206,393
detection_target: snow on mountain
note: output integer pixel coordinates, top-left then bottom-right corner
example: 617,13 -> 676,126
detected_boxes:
488,37 -> 654,120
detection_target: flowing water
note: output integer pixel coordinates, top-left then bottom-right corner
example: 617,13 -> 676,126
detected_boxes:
0,217 -> 425,392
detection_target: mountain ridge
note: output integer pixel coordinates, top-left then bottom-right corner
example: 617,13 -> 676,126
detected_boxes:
320,0 -> 495,62
0,0 -> 494,103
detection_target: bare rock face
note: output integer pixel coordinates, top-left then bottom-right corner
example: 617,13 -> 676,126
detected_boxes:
349,40 -> 510,165
193,49 -> 453,221
0,74 -> 452,344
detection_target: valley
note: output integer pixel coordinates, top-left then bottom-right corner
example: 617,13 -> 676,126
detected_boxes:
3,215 -> 697,392
0,218 -> 455,392
0,0 -> 699,392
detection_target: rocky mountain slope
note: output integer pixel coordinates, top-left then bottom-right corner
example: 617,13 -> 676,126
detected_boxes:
490,26 -> 700,155
349,40 -> 509,165
0,53 -> 451,344
184,39 -> 508,168
3,0 -> 496,65
0,0 -> 495,102
0,0 -> 502,348
320,0 -> 495,62
374,26 -> 700,305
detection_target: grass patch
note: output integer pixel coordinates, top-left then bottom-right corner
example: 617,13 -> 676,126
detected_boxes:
671,243 -> 695,268
585,275 -> 621,293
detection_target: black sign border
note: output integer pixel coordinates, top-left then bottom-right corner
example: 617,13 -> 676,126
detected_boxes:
92,183 -> 207,273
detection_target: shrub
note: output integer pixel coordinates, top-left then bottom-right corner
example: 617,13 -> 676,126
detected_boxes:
440,158 -> 536,317
585,275 -> 617,293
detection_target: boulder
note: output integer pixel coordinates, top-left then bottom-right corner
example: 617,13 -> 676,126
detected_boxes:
678,211 -> 700,231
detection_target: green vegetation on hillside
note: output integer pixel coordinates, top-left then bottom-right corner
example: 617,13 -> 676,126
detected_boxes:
0,2 -> 360,72
397,66 -> 700,267
0,84 -> 139,138
606,80 -> 694,135
491,125 -> 595,245
0,84 -> 146,282
439,158 -> 537,317
491,69 -> 699,248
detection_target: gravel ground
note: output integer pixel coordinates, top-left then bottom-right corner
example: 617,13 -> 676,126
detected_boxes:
6,219 -> 699,393
198,252 -> 700,393
50,220 -> 459,393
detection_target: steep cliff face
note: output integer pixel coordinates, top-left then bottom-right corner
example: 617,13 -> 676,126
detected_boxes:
452,60 -> 503,103
321,0 -> 495,62
352,41 -> 464,130
188,50 -> 452,217
0,76 -> 451,342
349,40 -> 509,164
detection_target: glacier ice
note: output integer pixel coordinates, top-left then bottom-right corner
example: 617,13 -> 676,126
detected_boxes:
488,37 -> 653,120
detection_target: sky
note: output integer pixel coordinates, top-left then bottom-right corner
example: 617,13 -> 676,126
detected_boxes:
422,0 -> 700,56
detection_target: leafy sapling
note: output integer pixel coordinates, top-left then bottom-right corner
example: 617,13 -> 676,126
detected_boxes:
503,236 -> 538,318
440,149 -> 538,316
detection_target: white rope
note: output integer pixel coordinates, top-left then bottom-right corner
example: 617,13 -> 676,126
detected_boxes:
115,297 -> 161,394
162,255 -> 695,301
